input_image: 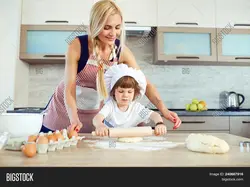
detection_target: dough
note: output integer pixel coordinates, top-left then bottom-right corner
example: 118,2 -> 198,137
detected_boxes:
185,133 -> 230,154
117,137 -> 143,143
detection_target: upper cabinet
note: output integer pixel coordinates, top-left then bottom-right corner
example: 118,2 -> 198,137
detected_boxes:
154,27 -> 217,63
215,0 -> 250,29
157,0 -> 216,28
22,0 -> 95,25
93,0 -> 157,26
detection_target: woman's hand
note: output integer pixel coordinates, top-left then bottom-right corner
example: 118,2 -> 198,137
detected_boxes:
68,119 -> 83,132
161,109 -> 181,130
155,124 -> 167,136
95,124 -> 109,136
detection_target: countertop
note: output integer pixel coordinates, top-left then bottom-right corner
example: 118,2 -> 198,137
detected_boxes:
1,133 -> 250,167
6,108 -> 250,116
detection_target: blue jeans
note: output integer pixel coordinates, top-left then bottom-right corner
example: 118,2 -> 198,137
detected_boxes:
39,125 -> 54,133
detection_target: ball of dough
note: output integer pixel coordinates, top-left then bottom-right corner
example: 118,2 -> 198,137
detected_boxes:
185,133 -> 230,154
117,137 -> 143,143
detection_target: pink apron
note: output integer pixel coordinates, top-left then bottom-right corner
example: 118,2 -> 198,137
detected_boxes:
43,48 -> 118,133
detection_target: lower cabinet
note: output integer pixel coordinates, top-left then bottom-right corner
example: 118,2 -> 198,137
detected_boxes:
229,116 -> 250,138
146,115 -> 230,133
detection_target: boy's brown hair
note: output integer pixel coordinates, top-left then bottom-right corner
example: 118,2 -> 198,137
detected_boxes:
110,76 -> 141,101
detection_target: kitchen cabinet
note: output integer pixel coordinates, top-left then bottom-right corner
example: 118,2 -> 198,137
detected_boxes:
22,0 -> 94,25
230,116 -> 250,138
217,28 -> 250,64
215,0 -> 250,29
20,25 -> 87,64
157,0 -> 216,28
93,0 -> 157,26
154,27 -> 217,63
147,116 -> 230,133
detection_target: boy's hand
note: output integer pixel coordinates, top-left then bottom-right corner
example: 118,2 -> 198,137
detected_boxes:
155,124 -> 167,136
95,125 -> 109,136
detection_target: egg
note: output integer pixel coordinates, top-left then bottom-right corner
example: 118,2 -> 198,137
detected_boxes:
21,142 -> 37,158
54,130 -> 64,141
68,130 -> 78,139
47,131 -> 57,143
36,133 -> 49,144
28,135 -> 38,142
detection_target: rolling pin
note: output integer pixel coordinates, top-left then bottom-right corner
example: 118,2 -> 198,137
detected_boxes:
91,126 -> 155,138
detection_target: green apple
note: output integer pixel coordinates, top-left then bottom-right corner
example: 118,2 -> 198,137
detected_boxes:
190,104 -> 198,111
185,104 -> 190,111
192,99 -> 199,104
197,103 -> 204,111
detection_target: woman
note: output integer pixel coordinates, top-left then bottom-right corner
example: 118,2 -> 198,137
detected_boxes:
41,0 -> 181,133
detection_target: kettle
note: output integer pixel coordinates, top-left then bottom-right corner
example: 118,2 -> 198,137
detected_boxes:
220,91 -> 245,110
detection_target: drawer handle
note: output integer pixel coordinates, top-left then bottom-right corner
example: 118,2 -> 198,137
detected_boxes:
176,56 -> 200,59
234,24 -> 250,27
43,55 -> 65,58
45,20 -> 69,23
125,21 -> 137,24
182,121 -> 205,123
242,121 -> 250,123
175,22 -> 198,25
235,57 -> 250,60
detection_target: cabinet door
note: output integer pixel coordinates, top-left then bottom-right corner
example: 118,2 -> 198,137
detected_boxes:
94,0 -> 157,26
20,25 -> 87,64
217,29 -> 250,63
155,27 -> 217,63
157,0 -> 216,28
216,0 -> 250,29
230,117 -> 250,138
22,0 -> 94,25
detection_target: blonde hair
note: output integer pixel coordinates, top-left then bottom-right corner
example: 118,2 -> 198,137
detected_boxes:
89,0 -> 125,100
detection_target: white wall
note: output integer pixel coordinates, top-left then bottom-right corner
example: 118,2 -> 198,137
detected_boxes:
0,0 -> 29,110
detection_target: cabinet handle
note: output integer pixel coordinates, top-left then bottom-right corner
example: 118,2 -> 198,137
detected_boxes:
125,21 -> 137,24
175,22 -> 198,25
234,24 -> 250,27
43,55 -> 65,58
182,121 -> 205,123
242,121 -> 250,123
176,56 -> 200,59
235,57 -> 250,60
45,20 -> 69,23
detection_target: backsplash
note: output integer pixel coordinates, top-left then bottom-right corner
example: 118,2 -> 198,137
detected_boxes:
28,36 -> 250,109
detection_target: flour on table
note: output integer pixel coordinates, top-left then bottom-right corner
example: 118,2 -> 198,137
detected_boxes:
84,136 -> 183,151
185,133 -> 230,154
117,137 -> 143,143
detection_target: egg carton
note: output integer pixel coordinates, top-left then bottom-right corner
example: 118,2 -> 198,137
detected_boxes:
44,134 -> 85,152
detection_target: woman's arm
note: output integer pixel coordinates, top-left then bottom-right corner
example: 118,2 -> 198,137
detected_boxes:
64,38 -> 82,129
119,45 -> 181,129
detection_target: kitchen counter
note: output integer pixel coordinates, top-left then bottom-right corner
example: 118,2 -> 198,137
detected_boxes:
152,109 -> 250,116
6,108 -> 250,116
0,133 -> 250,167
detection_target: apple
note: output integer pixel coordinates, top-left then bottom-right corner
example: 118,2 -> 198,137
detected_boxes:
197,103 -> 204,111
185,104 -> 190,111
192,99 -> 199,104
190,104 -> 198,111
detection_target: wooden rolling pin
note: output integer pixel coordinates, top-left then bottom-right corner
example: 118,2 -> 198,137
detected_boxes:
91,126 -> 155,138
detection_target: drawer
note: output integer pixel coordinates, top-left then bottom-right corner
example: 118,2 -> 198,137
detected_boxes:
146,116 -> 230,131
